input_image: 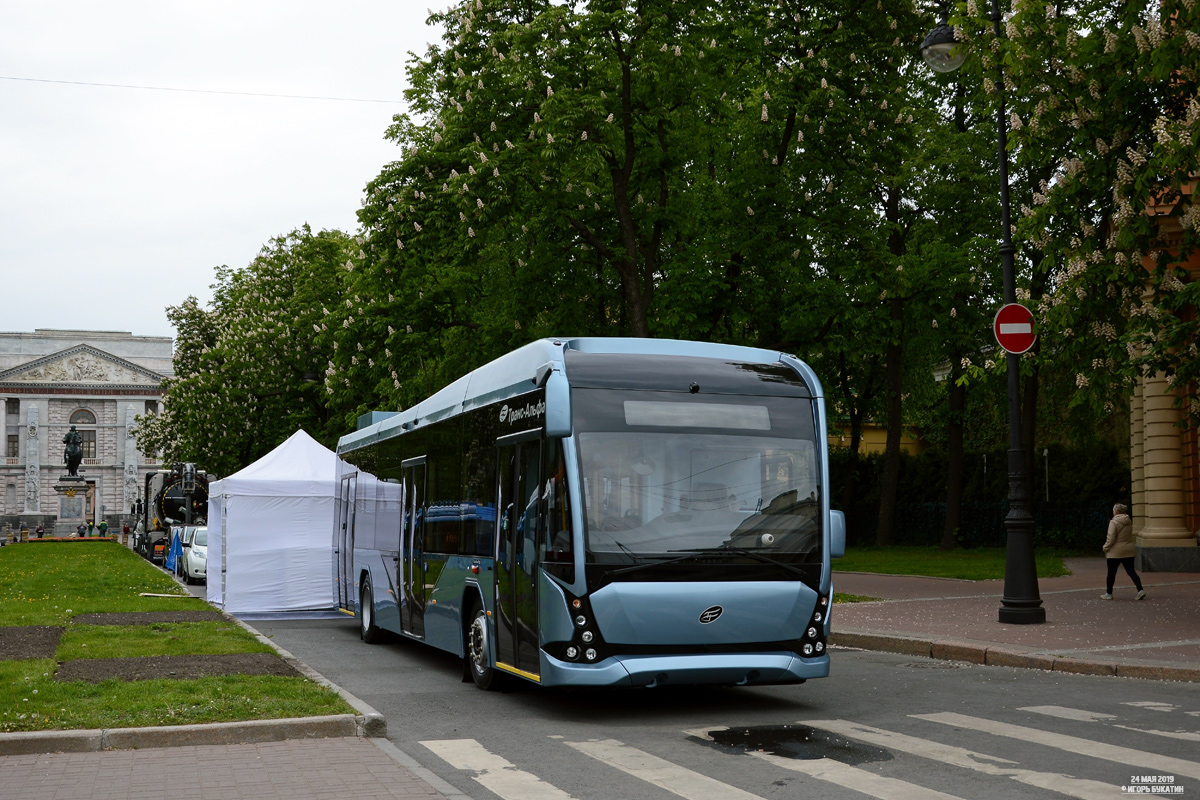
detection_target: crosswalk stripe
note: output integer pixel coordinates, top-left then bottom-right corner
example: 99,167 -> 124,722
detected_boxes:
1018,706 -> 1117,723
682,727 -> 964,800
805,719 -> 1114,800
1123,701 -> 1178,712
915,712 -> 1200,780
1113,725 -> 1200,743
566,739 -> 764,800
749,751 -> 967,800
420,738 -> 577,800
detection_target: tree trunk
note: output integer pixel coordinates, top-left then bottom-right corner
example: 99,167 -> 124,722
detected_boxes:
840,406 -> 864,515
941,372 -> 965,550
875,296 -> 905,546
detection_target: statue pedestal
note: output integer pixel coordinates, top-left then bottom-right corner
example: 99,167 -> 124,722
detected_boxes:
54,477 -> 88,536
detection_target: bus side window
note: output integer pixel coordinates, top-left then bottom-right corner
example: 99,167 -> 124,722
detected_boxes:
542,441 -> 573,579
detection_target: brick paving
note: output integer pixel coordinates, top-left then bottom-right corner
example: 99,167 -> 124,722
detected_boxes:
833,557 -> 1200,678
0,737 -> 450,800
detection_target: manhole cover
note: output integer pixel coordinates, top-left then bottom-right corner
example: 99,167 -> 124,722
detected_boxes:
700,724 -> 891,765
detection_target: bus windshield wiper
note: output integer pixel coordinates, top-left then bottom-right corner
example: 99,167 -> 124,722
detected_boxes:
670,545 -> 810,580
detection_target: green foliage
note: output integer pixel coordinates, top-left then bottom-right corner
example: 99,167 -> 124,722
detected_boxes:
0,542 -> 201,626
953,0 -> 1200,419
57,623 -> 274,660
0,543 -> 352,732
136,226 -> 355,475
0,665 -> 349,733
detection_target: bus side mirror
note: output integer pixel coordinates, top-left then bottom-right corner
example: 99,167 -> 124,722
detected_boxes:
544,369 -> 571,438
829,510 -> 846,559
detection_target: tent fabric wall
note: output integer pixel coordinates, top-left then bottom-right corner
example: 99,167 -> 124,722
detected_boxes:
206,430 -> 338,614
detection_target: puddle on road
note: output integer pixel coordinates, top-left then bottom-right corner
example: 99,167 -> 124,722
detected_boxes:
700,724 -> 892,765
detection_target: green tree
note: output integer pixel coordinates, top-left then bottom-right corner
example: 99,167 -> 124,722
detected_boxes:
137,226 -> 353,476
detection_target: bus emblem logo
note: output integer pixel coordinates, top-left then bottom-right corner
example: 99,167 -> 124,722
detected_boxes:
699,606 -> 723,624
499,405 -> 509,422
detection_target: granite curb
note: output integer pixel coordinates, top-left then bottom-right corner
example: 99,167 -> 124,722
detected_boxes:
830,630 -> 1200,682
0,612 -> 387,754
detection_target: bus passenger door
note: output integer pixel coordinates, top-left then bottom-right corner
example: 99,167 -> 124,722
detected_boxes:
401,458 -> 426,639
336,473 -> 357,611
495,432 -> 542,678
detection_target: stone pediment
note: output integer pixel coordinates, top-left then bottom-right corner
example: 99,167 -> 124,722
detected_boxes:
0,345 -> 164,387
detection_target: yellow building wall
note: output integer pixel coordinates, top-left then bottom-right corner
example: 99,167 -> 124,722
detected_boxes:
828,423 -> 926,455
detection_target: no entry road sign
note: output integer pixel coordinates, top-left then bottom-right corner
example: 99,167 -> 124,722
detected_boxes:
993,303 -> 1037,354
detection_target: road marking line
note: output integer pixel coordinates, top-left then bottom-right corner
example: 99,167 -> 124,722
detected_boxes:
684,727 -> 963,800
1113,725 -> 1200,742
805,719 -> 1114,800
1018,706 -> 1117,723
420,738 -> 576,800
566,739 -> 764,800
749,751 -> 966,800
914,712 -> 1200,780
1122,701 -> 1178,712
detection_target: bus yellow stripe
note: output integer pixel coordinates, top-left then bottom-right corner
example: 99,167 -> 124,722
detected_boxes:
495,662 -> 541,683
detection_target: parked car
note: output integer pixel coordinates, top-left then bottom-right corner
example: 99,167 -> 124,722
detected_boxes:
175,526 -> 198,578
182,526 -> 207,585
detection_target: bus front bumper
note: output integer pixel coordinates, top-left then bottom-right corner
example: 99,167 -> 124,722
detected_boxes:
540,651 -> 829,688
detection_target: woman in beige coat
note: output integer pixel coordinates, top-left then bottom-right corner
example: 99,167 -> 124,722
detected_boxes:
1102,503 -> 1145,600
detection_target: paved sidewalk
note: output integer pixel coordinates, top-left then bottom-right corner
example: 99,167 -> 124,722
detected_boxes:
831,557 -> 1200,681
0,736 -> 460,800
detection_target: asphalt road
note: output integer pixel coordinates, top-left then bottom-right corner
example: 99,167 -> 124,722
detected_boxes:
252,615 -> 1200,800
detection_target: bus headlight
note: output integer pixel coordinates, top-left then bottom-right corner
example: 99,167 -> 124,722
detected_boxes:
566,646 -> 579,659
802,643 -> 814,656
813,610 -> 823,623
815,641 -> 825,654
574,615 -> 587,627
581,631 -> 594,643
807,626 -> 818,639
585,648 -> 597,661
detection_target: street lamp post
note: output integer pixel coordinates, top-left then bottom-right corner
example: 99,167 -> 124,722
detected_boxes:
922,2 -> 1045,623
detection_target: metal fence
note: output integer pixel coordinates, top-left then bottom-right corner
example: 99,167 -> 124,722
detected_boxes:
840,500 -> 1112,550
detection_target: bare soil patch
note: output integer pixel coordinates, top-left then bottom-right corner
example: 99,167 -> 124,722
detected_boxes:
72,611 -> 225,626
55,652 -> 301,683
0,626 -> 62,660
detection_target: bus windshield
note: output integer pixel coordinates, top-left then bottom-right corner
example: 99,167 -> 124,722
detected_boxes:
575,390 -> 821,572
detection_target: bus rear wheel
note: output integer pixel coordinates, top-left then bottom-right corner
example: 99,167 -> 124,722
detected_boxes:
360,577 -> 383,643
467,605 -> 499,690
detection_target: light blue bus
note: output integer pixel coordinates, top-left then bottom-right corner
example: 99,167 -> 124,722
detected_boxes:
334,338 -> 845,690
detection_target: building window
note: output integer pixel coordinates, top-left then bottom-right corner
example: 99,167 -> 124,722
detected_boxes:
80,430 -> 96,460
5,399 -> 17,416
6,435 -> 17,458
144,400 -> 158,415
70,409 -> 97,425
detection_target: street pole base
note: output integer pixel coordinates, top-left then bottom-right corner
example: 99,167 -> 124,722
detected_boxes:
998,605 -> 1046,625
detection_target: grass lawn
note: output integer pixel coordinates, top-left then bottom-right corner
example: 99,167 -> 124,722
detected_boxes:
0,540 -> 352,732
833,545 -> 1076,581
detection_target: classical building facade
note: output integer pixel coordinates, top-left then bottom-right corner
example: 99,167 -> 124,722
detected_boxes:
0,329 -> 172,533
1128,189 -> 1200,570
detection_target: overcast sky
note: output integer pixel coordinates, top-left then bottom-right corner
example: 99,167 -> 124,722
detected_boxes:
1,2 -> 441,340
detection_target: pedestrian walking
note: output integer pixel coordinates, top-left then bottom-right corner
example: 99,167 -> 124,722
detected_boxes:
1102,503 -> 1145,600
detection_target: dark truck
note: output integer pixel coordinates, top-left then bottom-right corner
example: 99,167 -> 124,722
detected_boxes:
136,464 -> 209,563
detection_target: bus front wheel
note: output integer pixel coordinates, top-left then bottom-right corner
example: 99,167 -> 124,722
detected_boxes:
467,605 -> 499,690
360,578 -> 383,644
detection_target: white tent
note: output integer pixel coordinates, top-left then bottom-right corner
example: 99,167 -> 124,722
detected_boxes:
207,429 -> 338,613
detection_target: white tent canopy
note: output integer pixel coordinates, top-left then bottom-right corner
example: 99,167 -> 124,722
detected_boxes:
207,429 -> 338,613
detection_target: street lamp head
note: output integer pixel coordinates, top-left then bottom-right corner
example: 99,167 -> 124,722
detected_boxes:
920,23 -> 966,73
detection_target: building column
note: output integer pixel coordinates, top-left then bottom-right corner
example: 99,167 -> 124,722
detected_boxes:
23,405 -> 40,514
1137,371 -> 1197,547
1130,377 -> 1145,535
123,406 -> 139,513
